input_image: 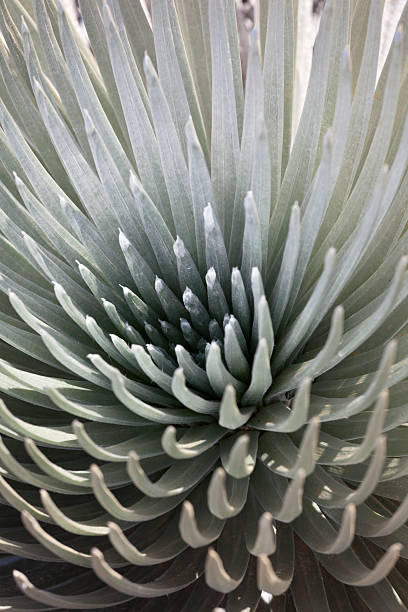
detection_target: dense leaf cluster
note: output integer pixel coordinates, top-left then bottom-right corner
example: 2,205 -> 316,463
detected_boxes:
0,0 -> 407,610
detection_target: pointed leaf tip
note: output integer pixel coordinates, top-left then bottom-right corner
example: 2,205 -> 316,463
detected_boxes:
21,16 -> 28,35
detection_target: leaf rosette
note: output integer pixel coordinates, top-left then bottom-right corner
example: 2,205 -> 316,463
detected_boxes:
0,0 -> 407,610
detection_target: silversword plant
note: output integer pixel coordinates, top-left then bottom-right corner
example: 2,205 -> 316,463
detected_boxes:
0,0 -> 407,610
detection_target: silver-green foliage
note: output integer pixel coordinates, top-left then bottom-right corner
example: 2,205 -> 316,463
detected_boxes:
0,0 -> 408,609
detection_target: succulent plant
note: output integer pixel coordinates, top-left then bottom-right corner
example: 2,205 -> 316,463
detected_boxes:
0,0 -> 408,609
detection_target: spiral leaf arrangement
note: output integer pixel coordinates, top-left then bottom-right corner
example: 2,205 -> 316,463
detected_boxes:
0,0 -> 407,609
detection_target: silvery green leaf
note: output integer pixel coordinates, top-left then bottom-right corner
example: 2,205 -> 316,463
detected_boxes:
270,203 -> 300,330
58,1 -> 132,173
263,0 -> 285,202
175,0 -> 212,141
0,1 -> 407,608
204,204 -> 231,300
115,0 -> 156,74
104,4 -> 172,226
151,0 -> 207,159
143,55 -> 195,257
33,0 -> 93,163
206,267 -> 229,325
173,235 -> 206,302
78,0 -> 130,152
229,30 -> 263,265
240,192 -> 262,289
209,0 -> 239,236
185,117 -> 214,275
